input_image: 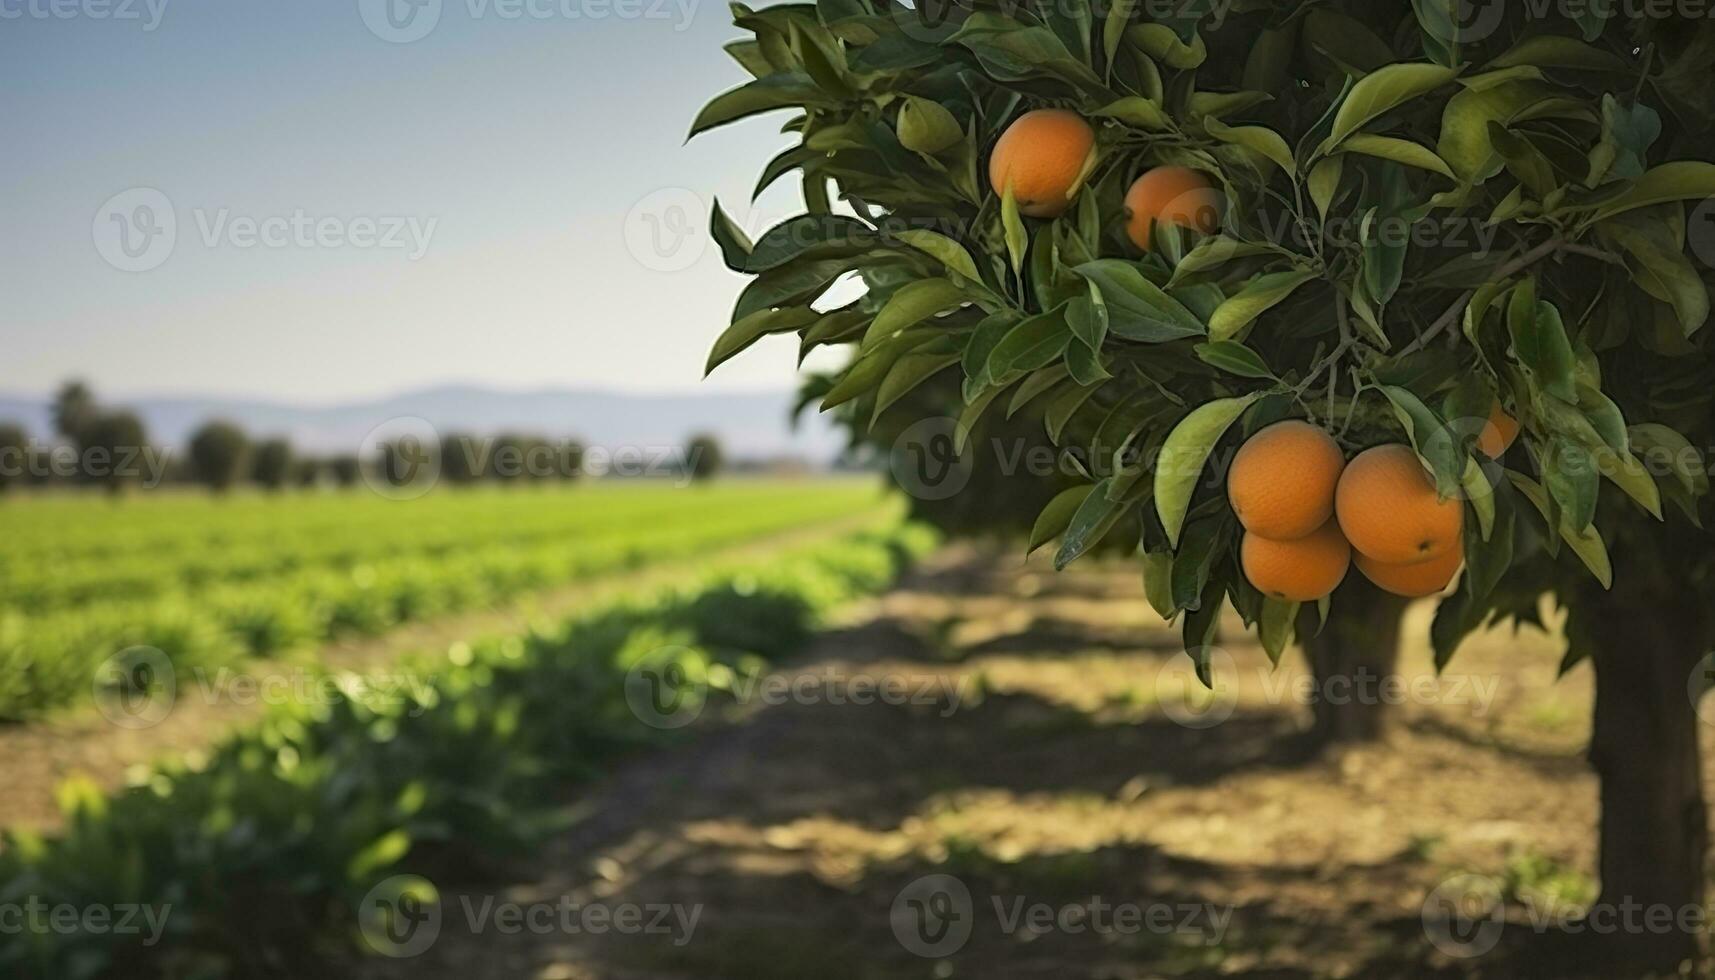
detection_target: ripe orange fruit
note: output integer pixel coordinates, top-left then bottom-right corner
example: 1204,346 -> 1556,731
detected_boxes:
1227,420 -> 1346,541
1354,547 -> 1464,598
1335,444 -> 1464,565
1124,166 -> 1222,250
987,109 -> 1095,218
1476,401 -> 1520,458
1241,520 -> 1352,602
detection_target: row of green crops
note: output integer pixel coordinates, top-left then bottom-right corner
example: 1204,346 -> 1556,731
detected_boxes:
0,481 -> 881,612
0,521 -> 939,980
0,483 -> 896,719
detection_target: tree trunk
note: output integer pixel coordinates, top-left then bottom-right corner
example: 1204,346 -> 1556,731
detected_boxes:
1580,590 -> 1708,970
1298,577 -> 1410,747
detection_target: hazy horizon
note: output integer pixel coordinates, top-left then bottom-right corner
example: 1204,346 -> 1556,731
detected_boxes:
4,1 -> 845,403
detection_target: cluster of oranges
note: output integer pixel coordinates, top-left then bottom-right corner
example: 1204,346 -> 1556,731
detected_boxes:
987,109 -> 1220,248
983,108 -> 1528,605
1229,416 -> 1516,603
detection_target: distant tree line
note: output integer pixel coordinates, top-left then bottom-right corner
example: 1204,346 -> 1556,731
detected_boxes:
0,380 -> 728,496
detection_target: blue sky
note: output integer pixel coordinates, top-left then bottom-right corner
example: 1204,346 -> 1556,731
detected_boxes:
2,0 -> 834,403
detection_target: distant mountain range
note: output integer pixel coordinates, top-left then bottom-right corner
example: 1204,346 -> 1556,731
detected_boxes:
0,385 -> 850,462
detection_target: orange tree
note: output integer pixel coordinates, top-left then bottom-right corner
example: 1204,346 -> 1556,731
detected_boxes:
697,0 -> 1715,965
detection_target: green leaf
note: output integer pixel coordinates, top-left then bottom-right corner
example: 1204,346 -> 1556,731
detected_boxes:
1056,477 -> 1128,569
897,96 -> 963,154
1601,218 -> 1710,335
1008,366 -> 1071,419
1380,385 -> 1464,497
953,15 -> 1105,88
1066,282 -> 1109,350
1258,598 -> 1297,665
1045,381 -> 1103,442
1581,161 -> 1715,225
822,333 -> 922,410
1127,22 -> 1206,69
1155,394 -> 1260,547
1337,134 -> 1455,179
955,384 -> 1006,453
1142,550 -> 1177,619
1209,269 -> 1318,341
1204,118 -> 1295,176
1489,34 -> 1629,73
1194,340 -> 1274,379
707,306 -> 819,375
873,352 -> 961,422
1594,448 -> 1664,520
1307,158 -> 1343,220
690,73 -> 826,138
1545,436 -> 1598,533
863,278 -> 969,348
1029,485 -> 1095,553
710,199 -> 754,271
1461,456 -> 1495,541
744,214 -> 878,273
987,307 -> 1073,377
894,230 -> 984,285
1093,96 -> 1173,131
1321,63 -> 1459,153
1509,295 -> 1578,404
1065,338 -> 1111,385
1171,517 -> 1227,612
1169,236 -> 1278,285
1510,472 -> 1612,588
1073,260 -> 1206,341
1437,80 -> 1550,183
1002,179 -> 1028,277
1629,423 -> 1709,497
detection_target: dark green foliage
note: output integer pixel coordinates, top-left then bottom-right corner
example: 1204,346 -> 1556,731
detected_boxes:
250,438 -> 294,490
686,433 -> 724,482
188,421 -> 251,493
79,411 -> 150,495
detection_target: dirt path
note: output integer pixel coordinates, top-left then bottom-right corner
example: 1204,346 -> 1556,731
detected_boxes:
355,546 -> 1712,979
0,511 -> 895,834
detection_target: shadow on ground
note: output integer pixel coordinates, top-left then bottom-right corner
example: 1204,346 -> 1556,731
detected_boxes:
358,547 -> 1687,980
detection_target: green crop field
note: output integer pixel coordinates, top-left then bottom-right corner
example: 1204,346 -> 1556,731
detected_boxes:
0,479 -> 895,719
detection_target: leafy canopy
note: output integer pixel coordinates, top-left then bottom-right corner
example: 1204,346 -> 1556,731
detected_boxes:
695,0 -> 1715,678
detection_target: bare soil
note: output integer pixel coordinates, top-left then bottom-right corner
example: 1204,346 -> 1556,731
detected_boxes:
356,545 -> 1713,980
